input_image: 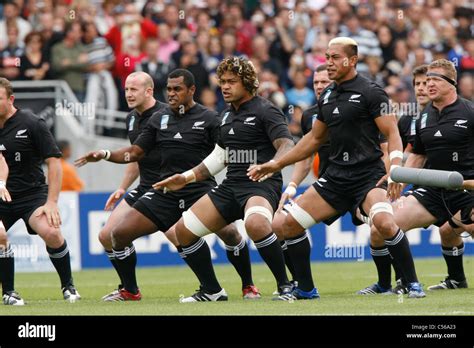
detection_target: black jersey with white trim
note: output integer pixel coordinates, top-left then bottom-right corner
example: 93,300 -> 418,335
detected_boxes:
413,97 -> 474,179
218,96 -> 293,182
134,103 -> 218,185
125,101 -> 167,188
317,74 -> 388,168
0,109 -> 61,198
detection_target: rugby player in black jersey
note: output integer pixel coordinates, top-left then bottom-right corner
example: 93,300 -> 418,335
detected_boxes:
76,69 -> 260,301
154,57 -> 297,301
0,77 -> 80,305
368,59 -> 474,292
248,37 -> 426,299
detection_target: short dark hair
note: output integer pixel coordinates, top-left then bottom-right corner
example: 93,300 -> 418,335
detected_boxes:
168,69 -> 195,88
315,64 -> 328,73
24,31 -> 44,46
412,64 -> 428,86
57,140 -> 70,152
0,77 -> 13,97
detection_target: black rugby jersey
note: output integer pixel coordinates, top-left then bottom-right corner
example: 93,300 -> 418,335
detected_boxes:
0,109 -> 61,198
218,96 -> 293,182
398,114 -> 416,150
125,101 -> 168,188
413,97 -> 474,179
134,103 -> 218,185
317,74 -> 388,168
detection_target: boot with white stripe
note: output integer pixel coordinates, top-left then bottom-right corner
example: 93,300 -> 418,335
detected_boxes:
428,277 -> 468,290
180,287 -> 228,303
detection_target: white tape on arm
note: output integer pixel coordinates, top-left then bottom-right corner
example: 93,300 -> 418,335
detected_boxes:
182,170 -> 196,183
203,144 -> 226,176
0,180 -> 5,189
100,149 -> 111,161
284,181 -> 297,196
389,150 -> 403,162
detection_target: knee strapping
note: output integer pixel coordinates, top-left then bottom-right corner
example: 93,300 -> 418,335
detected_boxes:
286,203 -> 316,229
369,202 -> 393,222
182,209 -> 212,237
244,206 -> 273,224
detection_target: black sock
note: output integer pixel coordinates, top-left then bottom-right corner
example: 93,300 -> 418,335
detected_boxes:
442,243 -> 466,281
0,244 -> 15,294
391,256 -> 405,284
113,244 -> 138,294
254,233 -> 289,289
370,245 -> 392,289
385,229 -> 418,283
47,241 -> 73,288
286,233 -> 314,291
280,240 -> 296,281
182,238 -> 221,294
225,239 -> 253,288
105,249 -> 124,288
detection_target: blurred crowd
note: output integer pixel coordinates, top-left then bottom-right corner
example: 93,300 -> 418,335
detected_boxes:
0,0 -> 472,138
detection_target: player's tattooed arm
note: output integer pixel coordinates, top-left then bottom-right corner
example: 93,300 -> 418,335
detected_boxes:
272,137 -> 294,162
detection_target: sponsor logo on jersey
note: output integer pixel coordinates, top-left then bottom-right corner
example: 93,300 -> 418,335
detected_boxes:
454,119 -> 468,129
192,121 -> 206,130
348,94 -> 361,103
15,129 -> 28,139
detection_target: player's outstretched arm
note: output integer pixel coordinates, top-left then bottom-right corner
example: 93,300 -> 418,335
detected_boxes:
105,162 -> 139,211
248,120 -> 328,182
0,153 -> 11,202
153,144 -> 227,192
375,114 -> 404,201
74,145 -> 145,167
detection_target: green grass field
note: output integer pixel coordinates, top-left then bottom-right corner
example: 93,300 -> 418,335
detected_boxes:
1,257 -> 473,315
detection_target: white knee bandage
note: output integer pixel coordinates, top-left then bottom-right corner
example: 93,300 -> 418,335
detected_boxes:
244,206 -> 273,224
369,202 -> 393,221
182,209 -> 212,237
286,203 -> 316,229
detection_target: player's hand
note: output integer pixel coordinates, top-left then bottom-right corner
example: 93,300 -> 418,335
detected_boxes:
105,188 -> 126,211
0,186 -> 11,202
462,180 -> 474,190
387,179 -> 403,201
247,160 -> 281,182
35,200 -> 62,228
74,151 -> 106,167
152,174 -> 187,192
277,183 -> 297,213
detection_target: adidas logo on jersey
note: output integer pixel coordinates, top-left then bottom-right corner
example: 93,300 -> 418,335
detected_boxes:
0,145 -> 6,151
15,129 -> 28,138
348,94 -> 361,103
434,130 -> 442,137
333,107 -> 339,114
228,128 -> 235,135
192,121 -> 205,130
173,132 -> 182,139
454,119 -> 468,129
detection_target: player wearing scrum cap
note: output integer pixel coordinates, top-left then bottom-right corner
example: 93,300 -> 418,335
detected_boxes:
366,59 -> 474,292
248,37 -> 426,299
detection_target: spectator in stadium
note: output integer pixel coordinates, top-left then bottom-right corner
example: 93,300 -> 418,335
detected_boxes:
57,140 -> 84,192
82,21 -> 117,113
37,11 -> 64,64
248,37 -> 425,299
339,13 -> 382,73
154,57 -> 296,302
135,38 -> 172,103
200,87 -> 217,111
51,21 -> 88,101
0,1 -> 31,51
0,24 -> 23,80
157,23 -> 179,64
75,70 -> 261,301
458,73 -> 473,100
250,35 -> 284,83
258,69 -> 287,111
0,77 -> 80,305
367,59 -> 474,292
18,31 -> 50,80
285,69 -> 316,111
